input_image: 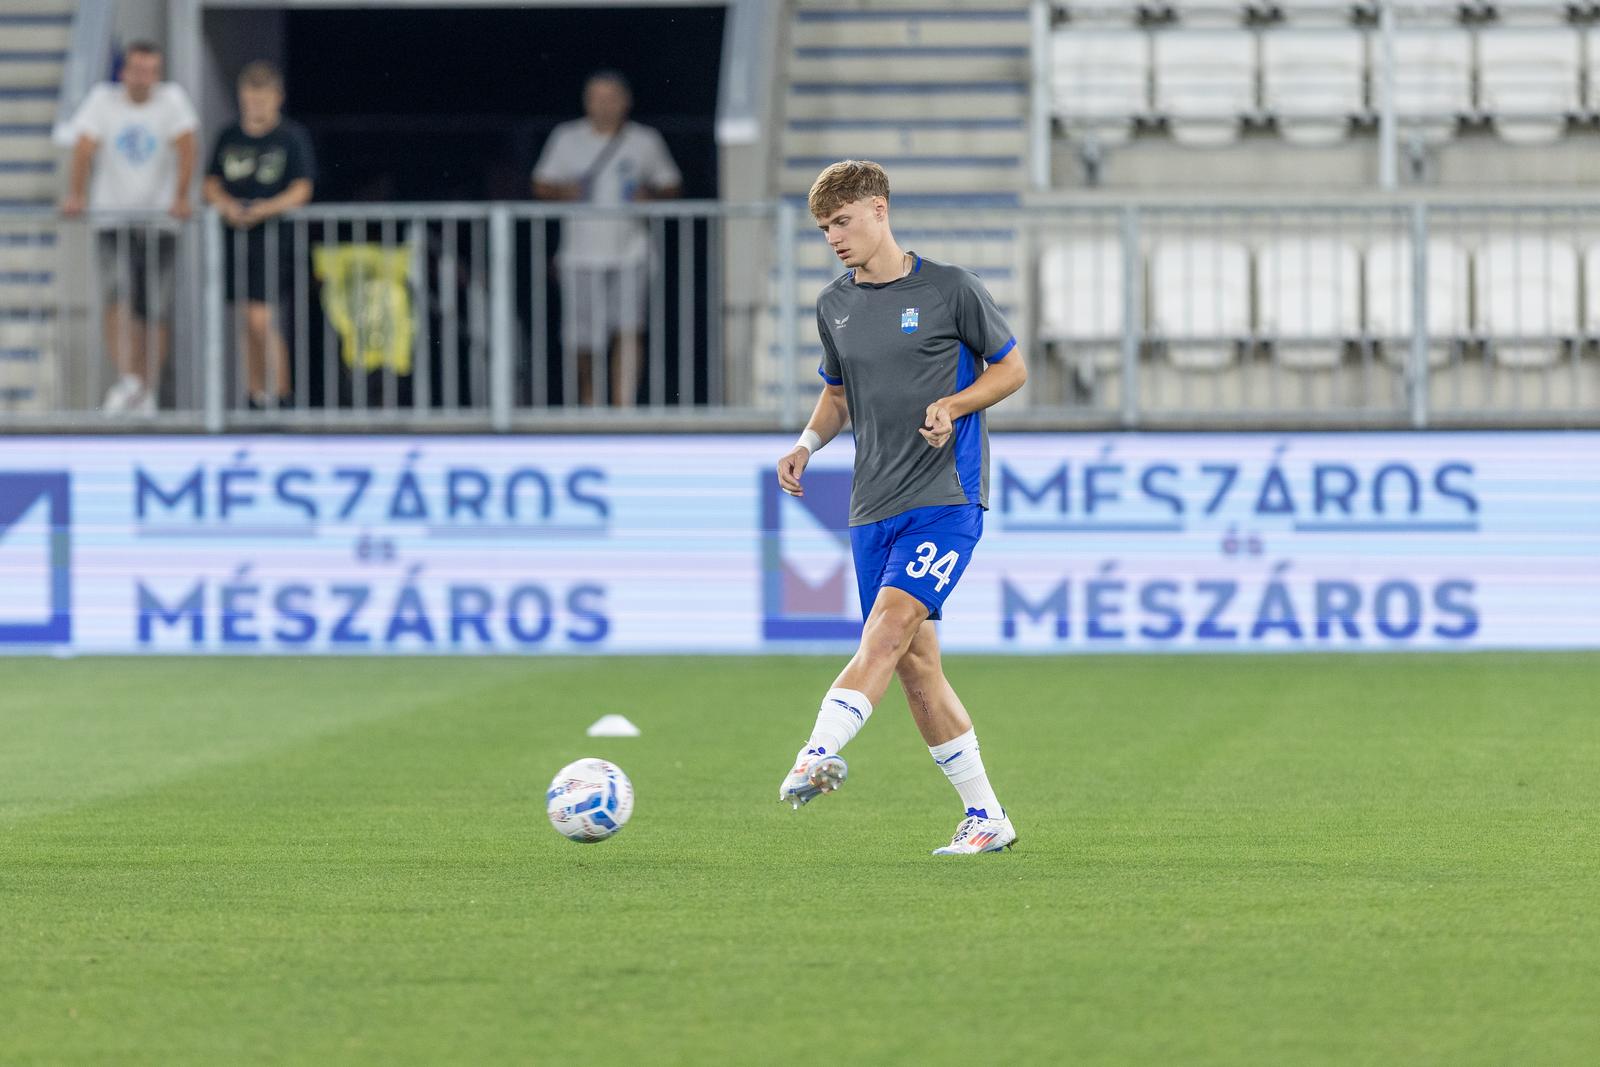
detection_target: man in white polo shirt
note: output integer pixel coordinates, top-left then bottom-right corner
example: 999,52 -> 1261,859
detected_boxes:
62,40 -> 198,415
533,70 -> 681,407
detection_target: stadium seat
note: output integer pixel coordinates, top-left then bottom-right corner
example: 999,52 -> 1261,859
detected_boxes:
1261,29 -> 1366,145
1489,0 -> 1578,20
1038,236 -> 1125,370
1147,1 -> 1254,24
1477,28 -> 1580,145
1056,0 -> 1148,21
1152,30 -> 1257,145
1388,28 -> 1473,143
1474,235 -> 1579,368
1256,234 -> 1361,368
1149,237 -> 1251,369
1051,29 -> 1150,147
1366,236 -> 1472,367
1269,0 -> 1369,17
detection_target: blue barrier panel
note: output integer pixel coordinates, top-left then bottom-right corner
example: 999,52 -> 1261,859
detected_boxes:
1,433 -> 1596,653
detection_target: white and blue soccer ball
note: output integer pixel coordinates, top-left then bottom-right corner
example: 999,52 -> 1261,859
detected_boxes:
546,758 -> 634,843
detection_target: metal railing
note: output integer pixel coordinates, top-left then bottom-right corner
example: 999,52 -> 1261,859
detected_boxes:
2,198 -> 1599,431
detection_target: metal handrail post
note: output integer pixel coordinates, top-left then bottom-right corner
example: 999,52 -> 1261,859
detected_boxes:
1377,0 -> 1398,190
202,208 -> 225,433
489,205 -> 514,431
1409,201 -> 1430,428
1029,0 -> 1052,192
777,200 -> 800,427
1120,206 -> 1142,428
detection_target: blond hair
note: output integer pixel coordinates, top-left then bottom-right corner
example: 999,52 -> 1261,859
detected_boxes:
807,159 -> 890,219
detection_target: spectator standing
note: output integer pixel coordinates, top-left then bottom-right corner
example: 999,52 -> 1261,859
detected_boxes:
533,71 -> 681,407
202,61 -> 316,410
62,41 -> 197,414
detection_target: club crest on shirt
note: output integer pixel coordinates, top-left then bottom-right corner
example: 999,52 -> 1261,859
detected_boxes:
901,307 -> 919,334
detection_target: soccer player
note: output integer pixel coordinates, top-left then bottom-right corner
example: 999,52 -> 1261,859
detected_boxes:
775,160 -> 1028,855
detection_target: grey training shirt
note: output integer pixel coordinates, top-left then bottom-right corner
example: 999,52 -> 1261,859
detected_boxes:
816,253 -> 1017,526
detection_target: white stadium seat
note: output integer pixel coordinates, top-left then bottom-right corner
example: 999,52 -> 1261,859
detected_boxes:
1270,0 -> 1367,15
1149,237 -> 1251,369
1256,235 -> 1361,368
1474,236 -> 1578,367
1490,0 -> 1577,19
1366,237 -> 1472,367
1057,0 -> 1147,22
1388,28 -> 1473,143
1262,30 -> 1366,145
1051,29 -> 1150,147
1039,236 -> 1125,370
1152,30 -> 1257,146
1478,28 -> 1580,145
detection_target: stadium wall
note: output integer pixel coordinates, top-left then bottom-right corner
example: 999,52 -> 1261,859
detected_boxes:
1,432 -> 1595,655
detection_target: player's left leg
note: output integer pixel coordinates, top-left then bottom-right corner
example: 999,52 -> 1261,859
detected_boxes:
897,623 -> 1017,854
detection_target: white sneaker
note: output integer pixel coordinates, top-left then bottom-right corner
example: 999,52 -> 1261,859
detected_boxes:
778,750 -> 847,810
931,809 -> 1017,855
135,387 -> 157,415
102,375 -> 143,413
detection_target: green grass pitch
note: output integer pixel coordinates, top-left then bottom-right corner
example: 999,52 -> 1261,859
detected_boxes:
3,653 -> 1599,1065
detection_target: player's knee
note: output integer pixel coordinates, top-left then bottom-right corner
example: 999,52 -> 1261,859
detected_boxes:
895,644 -> 940,687
861,626 -> 905,667
862,607 -> 921,665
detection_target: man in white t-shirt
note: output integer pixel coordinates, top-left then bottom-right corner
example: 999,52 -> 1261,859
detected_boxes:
533,70 -> 681,407
62,41 -> 198,415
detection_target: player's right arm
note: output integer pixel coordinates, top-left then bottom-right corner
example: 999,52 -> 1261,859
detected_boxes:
777,384 -> 847,498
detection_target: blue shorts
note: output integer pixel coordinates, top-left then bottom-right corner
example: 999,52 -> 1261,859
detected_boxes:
850,504 -> 984,622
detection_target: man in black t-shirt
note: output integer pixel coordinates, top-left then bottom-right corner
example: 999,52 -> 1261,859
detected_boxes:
202,60 -> 315,410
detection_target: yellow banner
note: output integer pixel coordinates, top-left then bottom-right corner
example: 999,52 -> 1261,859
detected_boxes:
312,244 -> 414,375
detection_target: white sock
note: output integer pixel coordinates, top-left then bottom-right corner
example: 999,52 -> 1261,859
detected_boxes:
928,728 -> 1003,819
801,687 -> 873,757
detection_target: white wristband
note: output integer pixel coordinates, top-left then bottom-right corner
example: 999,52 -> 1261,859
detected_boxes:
795,428 -> 823,454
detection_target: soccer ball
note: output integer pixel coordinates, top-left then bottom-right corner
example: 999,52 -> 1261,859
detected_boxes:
546,758 -> 634,843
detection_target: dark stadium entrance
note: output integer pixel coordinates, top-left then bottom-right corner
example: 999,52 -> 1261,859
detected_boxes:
270,6 -> 727,408
283,6 -> 724,202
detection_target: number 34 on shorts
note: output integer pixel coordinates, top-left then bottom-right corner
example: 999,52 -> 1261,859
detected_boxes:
905,541 -> 960,591
849,503 -> 984,622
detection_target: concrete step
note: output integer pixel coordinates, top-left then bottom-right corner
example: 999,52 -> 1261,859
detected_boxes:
0,0 -> 74,15
0,164 -> 55,201
0,131 -> 55,164
0,314 -> 55,350
0,120 -> 54,135
787,83 -> 1027,120
0,57 -> 67,88
788,49 -> 1028,83
793,14 -> 1030,48
0,246 -> 57,275
0,25 -> 71,50
0,98 -> 57,125
0,86 -> 58,123
783,122 -> 1027,158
